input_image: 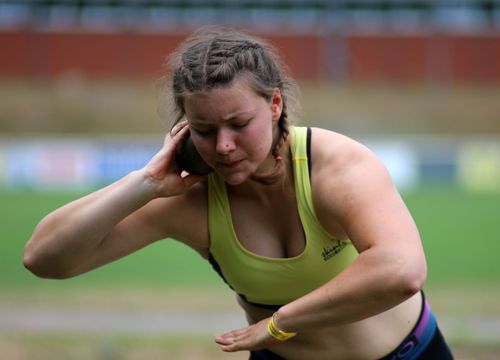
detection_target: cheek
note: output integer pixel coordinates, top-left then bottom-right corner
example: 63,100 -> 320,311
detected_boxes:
248,119 -> 274,156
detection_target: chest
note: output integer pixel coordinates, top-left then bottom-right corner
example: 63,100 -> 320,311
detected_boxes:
207,176 -> 359,305
228,191 -> 306,259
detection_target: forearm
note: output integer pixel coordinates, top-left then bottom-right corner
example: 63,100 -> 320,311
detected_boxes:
23,169 -> 156,277
276,247 -> 426,332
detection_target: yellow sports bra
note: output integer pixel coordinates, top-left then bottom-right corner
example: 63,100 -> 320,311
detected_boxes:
207,126 -> 358,306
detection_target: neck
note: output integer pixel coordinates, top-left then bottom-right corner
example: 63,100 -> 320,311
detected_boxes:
227,152 -> 293,197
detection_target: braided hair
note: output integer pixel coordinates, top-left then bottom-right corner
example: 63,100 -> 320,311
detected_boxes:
160,27 -> 301,184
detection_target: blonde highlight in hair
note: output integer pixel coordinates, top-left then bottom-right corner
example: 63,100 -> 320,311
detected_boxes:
158,27 -> 301,184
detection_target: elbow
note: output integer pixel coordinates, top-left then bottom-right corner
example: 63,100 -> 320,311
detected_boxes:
23,256 -> 73,280
23,217 -> 81,279
23,247 -> 48,278
401,271 -> 426,297
23,247 -> 51,279
397,257 -> 427,297
23,242 -> 72,280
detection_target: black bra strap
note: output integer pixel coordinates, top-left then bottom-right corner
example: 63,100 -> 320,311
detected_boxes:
306,127 -> 312,181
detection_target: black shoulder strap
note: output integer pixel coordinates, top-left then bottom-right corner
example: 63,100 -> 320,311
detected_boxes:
306,127 -> 312,180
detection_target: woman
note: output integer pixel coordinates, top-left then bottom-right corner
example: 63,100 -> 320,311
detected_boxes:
23,28 -> 453,359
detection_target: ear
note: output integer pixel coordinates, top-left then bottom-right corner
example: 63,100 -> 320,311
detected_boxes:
270,88 -> 283,123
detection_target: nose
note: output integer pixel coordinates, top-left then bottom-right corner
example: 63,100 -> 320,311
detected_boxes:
216,128 -> 236,155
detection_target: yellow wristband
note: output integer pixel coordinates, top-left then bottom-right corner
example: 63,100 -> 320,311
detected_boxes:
267,313 -> 297,341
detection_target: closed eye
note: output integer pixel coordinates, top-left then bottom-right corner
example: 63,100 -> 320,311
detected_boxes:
191,127 -> 215,137
231,118 -> 251,130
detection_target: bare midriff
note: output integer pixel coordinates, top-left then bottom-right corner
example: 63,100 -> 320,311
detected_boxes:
237,291 -> 422,360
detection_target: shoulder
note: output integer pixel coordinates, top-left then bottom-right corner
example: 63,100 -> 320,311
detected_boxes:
309,127 -> 386,183
308,128 -> 424,269
309,127 -> 397,222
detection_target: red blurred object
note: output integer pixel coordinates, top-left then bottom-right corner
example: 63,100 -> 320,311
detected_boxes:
1,29 -> 499,83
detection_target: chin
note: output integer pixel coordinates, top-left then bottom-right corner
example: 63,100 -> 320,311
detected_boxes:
223,174 -> 249,186
217,169 -> 252,186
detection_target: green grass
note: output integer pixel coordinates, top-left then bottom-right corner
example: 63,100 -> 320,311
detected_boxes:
403,188 -> 500,284
1,187 -> 499,290
1,187 -> 499,357
0,189 -> 221,289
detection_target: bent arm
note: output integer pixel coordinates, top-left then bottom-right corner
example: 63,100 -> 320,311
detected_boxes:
24,170 -> 158,278
276,129 -> 427,332
23,122 -> 204,279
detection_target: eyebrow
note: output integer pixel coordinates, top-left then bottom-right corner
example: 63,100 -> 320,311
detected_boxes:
222,109 -> 254,121
190,109 -> 254,125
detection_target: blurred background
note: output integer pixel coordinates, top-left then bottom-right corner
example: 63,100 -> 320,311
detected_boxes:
1,1 -> 499,359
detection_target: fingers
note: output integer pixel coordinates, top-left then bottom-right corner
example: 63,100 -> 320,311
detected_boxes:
163,120 -> 189,150
171,119 -> 188,136
215,333 -> 248,352
181,173 -> 204,188
215,324 -> 273,353
171,120 -> 189,140
215,328 -> 240,345
215,328 -> 245,350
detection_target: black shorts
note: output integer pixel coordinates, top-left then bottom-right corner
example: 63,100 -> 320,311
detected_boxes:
249,349 -> 285,360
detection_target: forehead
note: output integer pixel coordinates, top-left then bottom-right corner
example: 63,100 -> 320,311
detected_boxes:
183,77 -> 265,120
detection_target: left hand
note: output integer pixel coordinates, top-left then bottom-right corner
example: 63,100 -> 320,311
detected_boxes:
215,317 -> 281,352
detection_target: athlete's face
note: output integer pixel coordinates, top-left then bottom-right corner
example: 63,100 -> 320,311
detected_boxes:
183,76 -> 283,185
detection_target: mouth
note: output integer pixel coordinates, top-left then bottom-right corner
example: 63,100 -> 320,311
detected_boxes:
217,159 -> 243,169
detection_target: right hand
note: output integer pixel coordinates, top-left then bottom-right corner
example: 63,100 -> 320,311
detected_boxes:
142,120 -> 204,197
